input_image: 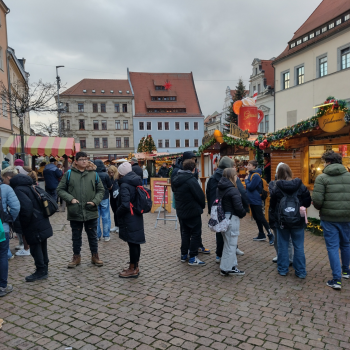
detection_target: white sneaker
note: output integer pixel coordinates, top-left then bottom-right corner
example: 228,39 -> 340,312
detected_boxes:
104,237 -> 111,242
236,248 -> 244,256
15,245 -> 24,250
110,226 -> 119,233
188,256 -> 206,266
272,256 -> 277,263
15,249 -> 31,256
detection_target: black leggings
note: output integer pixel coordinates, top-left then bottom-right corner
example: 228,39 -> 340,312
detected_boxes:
128,242 -> 141,264
250,204 -> 271,235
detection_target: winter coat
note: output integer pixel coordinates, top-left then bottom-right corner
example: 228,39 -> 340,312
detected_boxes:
132,163 -> 143,179
158,167 -> 169,178
43,163 -> 63,190
171,151 -> 198,182
10,175 -> 52,245
270,178 -> 311,229
245,168 -> 263,205
268,179 -> 278,228
143,169 -> 149,179
2,160 -> 10,169
264,163 -> 271,184
217,177 -> 246,219
94,160 -> 112,200
172,170 -> 205,220
0,183 -> 20,233
110,178 -> 119,214
57,161 -> 105,221
116,172 -> 145,244
312,163 -> 350,222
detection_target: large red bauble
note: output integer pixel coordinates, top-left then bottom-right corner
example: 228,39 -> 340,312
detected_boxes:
263,139 -> 268,145
254,140 -> 259,147
259,143 -> 266,150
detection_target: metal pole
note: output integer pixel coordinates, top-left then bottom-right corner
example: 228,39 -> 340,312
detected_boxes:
56,66 -> 64,137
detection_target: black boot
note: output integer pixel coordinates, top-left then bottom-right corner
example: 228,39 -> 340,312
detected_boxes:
25,269 -> 48,282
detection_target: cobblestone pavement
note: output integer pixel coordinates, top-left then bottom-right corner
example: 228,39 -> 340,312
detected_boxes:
1,209 -> 350,350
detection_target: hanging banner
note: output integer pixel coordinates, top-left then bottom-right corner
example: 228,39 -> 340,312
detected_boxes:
318,111 -> 345,133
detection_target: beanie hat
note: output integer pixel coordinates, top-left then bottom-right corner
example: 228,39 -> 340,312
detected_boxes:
183,151 -> 196,160
14,159 -> 24,166
276,162 -> 284,174
118,162 -> 132,176
219,156 -> 234,169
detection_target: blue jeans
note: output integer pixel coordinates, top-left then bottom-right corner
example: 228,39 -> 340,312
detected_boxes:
277,227 -> 306,277
321,221 -> 350,280
97,198 -> 111,238
0,232 -> 10,288
143,178 -> 147,186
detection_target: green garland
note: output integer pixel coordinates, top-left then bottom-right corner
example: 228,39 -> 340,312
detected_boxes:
316,96 -> 348,118
198,137 -> 216,154
307,217 -> 323,236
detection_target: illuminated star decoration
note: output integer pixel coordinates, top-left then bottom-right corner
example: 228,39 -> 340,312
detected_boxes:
164,81 -> 172,90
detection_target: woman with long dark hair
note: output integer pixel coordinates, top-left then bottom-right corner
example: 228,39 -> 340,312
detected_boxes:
108,165 -> 119,233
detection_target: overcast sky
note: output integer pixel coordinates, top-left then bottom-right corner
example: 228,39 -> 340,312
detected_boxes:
7,0 -> 322,124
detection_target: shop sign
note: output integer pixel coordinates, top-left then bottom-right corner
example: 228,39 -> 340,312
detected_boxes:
318,111 -> 346,133
229,123 -> 250,139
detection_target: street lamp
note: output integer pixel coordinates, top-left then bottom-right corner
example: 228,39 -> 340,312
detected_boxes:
56,66 -> 64,136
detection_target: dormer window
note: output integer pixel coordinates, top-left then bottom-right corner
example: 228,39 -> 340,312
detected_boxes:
291,42 -> 295,48
101,90 -> 105,93
119,90 -> 122,94
345,14 -> 349,21
155,86 -> 165,90
316,30 -> 320,35
303,36 -> 308,42
297,39 -> 302,45
336,19 -> 341,25
126,90 -> 130,94
329,23 -> 334,29
322,26 -> 327,33
110,90 -> 114,93
92,90 -> 96,93
83,90 -> 87,93
310,33 -> 314,39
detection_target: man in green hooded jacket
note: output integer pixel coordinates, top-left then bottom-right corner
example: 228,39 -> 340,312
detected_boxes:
312,150 -> 350,290
57,152 -> 105,268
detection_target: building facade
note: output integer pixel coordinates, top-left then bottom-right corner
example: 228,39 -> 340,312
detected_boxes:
204,111 -> 223,136
129,70 -> 204,154
249,58 -> 275,133
273,0 -> 350,130
60,79 -> 134,159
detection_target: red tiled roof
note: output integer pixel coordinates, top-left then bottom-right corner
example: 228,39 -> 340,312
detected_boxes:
149,90 -> 177,97
61,79 -> 132,97
129,72 -> 203,117
261,60 -> 274,88
145,102 -> 186,109
274,0 -> 350,63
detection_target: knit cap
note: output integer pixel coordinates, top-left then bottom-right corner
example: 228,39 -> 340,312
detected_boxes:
276,162 -> 285,174
118,162 -> 132,176
219,156 -> 234,169
14,159 -> 24,166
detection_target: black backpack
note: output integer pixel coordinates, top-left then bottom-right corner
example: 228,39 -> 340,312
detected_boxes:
130,186 -> 152,215
277,187 -> 301,229
31,186 -> 58,218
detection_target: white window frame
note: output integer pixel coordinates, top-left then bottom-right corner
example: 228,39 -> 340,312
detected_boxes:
139,121 -> 144,130
194,139 -> 199,148
165,139 -> 170,148
157,121 -> 163,130
164,121 -> 169,130
146,121 -> 152,131
194,122 -> 198,130
280,70 -> 290,90
158,139 -> 163,148
175,122 -> 180,131
337,42 -> 350,71
316,53 -> 328,78
184,121 -> 190,131
175,139 -> 181,147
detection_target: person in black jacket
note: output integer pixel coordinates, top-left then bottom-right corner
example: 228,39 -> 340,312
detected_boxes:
116,162 -> 145,278
172,159 -> 206,266
263,156 -> 271,183
270,163 -> 311,279
158,163 -> 169,178
94,160 -> 112,241
217,168 -> 246,276
107,165 -> 119,233
9,174 -> 53,282
130,157 -> 143,179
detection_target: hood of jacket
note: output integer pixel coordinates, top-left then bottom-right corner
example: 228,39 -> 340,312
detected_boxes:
323,163 -> 347,176
94,159 -> 106,172
119,171 -> 142,187
249,168 -> 262,176
213,168 -> 224,181
44,163 -> 57,171
217,177 -> 235,191
71,161 -> 97,172
172,170 -> 193,190
173,157 -> 183,171
276,178 -> 302,194
10,174 -> 34,189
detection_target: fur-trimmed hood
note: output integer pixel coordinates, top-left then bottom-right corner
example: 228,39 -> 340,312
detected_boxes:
71,161 -> 97,171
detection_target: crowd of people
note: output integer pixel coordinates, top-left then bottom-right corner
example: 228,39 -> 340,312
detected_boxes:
0,149 -> 349,298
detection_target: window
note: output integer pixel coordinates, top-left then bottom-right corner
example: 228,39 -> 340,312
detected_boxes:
303,36 -> 308,42
319,57 -> 328,77
175,122 -> 180,130
123,120 -> 128,130
259,118 -> 265,133
124,137 -> 129,148
341,47 -> 350,69
176,140 -> 180,147
336,19 -> 342,25
67,120 -> 70,130
66,103 -> 69,112
255,68 -> 258,75
80,140 -> 86,149
258,84 -> 261,93
115,103 -> 120,112
310,33 -> 315,39
265,115 -> 269,133
155,85 -> 165,90
170,97 -> 176,101
93,103 -> 98,113
165,122 -> 169,130
185,122 -> 189,130
345,14 -> 350,21
158,140 -> 163,148
158,122 -> 162,130
329,23 -> 334,29
253,85 -> 256,92
79,119 -> 85,130
283,72 -> 290,89
139,122 -> 144,130
122,104 -> 127,113
93,120 -> 99,130
316,30 -> 320,36
0,47 -> 3,70
185,139 -> 189,147
194,122 -> 198,130
147,122 -> 151,130
102,137 -> 108,148
322,26 -> 327,33
102,120 -> 107,130
297,39 -> 302,45
165,139 -> 169,148
78,103 -> 84,112
101,103 -> 106,113
291,43 -> 295,48
297,66 -> 304,85
116,137 -> 121,148
115,120 -> 120,130
194,139 -> 198,147
94,138 -> 100,148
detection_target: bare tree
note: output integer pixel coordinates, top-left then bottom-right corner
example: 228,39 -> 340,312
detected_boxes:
0,79 -> 65,160
32,121 -> 58,137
